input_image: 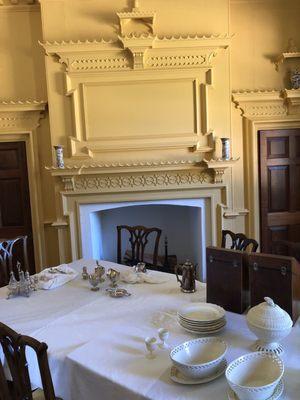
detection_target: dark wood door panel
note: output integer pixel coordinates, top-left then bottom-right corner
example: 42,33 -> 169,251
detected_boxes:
267,136 -> 289,159
268,166 -> 289,212
259,129 -> 300,253
0,142 -> 35,277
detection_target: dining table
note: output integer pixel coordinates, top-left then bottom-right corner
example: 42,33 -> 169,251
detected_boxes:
0,258 -> 299,400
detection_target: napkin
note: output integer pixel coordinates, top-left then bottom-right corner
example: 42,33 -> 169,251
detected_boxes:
37,264 -> 78,290
121,270 -> 168,284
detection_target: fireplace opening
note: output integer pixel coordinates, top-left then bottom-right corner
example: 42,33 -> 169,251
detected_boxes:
79,199 -> 206,280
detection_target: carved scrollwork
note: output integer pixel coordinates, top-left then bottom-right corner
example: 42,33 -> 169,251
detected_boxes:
64,170 -> 212,192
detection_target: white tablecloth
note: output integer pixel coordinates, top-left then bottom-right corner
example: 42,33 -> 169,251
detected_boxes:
0,259 -> 299,400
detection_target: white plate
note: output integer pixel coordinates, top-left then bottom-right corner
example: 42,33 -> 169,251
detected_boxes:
178,318 -> 226,329
179,316 -> 226,326
170,359 -> 227,385
178,303 -> 225,323
179,323 -> 226,335
179,321 -> 226,332
227,379 -> 284,400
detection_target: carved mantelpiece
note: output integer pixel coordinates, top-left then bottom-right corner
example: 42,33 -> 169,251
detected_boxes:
203,158 -> 240,184
48,166 -> 215,193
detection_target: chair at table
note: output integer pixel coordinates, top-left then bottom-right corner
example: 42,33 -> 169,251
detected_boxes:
117,225 -> 162,268
0,236 -> 29,287
221,230 -> 259,253
0,322 -> 62,400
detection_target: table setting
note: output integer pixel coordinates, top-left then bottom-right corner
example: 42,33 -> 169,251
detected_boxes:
0,258 -> 299,400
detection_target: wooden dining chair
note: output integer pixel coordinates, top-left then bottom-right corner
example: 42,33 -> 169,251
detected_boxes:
0,236 -> 29,287
0,322 -> 61,400
117,225 -> 162,268
221,230 -> 259,253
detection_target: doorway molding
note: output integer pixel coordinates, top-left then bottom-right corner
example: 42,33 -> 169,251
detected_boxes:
0,100 -> 47,271
232,90 -> 300,245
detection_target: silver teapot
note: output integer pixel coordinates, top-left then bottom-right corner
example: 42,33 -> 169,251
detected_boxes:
175,260 -> 196,293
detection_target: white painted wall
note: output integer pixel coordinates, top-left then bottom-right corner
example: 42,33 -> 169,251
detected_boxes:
79,198 -> 206,280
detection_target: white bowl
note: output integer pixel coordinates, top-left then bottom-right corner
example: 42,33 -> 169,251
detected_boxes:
247,321 -> 292,354
170,337 -> 227,379
225,352 -> 284,400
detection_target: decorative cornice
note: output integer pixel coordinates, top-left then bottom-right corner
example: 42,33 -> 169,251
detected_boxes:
283,88 -> 300,115
0,99 -> 47,130
60,169 -> 213,193
46,159 -> 200,176
0,99 -> 47,111
232,89 -> 287,118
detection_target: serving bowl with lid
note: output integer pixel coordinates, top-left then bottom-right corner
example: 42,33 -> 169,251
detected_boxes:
170,337 -> 227,379
225,351 -> 284,400
246,297 -> 293,354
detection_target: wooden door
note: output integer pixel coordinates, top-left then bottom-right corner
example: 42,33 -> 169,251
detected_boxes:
0,142 -> 35,273
259,129 -> 300,253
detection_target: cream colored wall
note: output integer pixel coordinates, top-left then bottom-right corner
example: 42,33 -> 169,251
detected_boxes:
1,0 -> 300,267
231,0 -> 300,91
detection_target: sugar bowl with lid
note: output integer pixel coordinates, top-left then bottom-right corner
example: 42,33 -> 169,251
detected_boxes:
246,297 -> 293,354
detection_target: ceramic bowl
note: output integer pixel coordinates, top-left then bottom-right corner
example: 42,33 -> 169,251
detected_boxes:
225,352 -> 284,400
247,321 -> 292,354
170,337 -> 227,379
246,297 -> 293,354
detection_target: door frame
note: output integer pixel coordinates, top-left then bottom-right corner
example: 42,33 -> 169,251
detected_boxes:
0,102 -> 47,271
243,118 -> 300,245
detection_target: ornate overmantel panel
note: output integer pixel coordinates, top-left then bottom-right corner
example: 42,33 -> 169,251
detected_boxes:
40,3 -> 231,160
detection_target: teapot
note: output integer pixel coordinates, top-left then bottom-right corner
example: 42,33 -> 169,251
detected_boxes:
175,260 -> 196,293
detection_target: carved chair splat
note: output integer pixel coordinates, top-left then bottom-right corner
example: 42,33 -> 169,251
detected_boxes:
0,322 -> 61,400
221,230 -> 259,253
0,236 -> 29,287
117,225 -> 162,267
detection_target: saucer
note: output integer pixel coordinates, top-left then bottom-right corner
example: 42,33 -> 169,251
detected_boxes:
227,379 -> 284,400
170,358 -> 227,385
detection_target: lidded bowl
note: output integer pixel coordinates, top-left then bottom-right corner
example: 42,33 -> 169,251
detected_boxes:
246,297 -> 293,354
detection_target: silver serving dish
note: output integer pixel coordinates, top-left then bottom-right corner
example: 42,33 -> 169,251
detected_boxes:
106,288 -> 131,298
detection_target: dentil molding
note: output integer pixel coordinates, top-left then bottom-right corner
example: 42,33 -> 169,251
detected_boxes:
232,90 -> 287,118
40,34 -> 230,72
0,100 -> 47,130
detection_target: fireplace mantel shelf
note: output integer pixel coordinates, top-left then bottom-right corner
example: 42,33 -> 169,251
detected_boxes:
45,159 -> 204,176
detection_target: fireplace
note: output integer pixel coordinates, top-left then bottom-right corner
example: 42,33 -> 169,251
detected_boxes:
79,198 -> 206,280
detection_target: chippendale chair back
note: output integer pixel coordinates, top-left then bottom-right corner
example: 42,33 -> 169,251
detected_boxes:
117,225 -> 162,267
221,230 -> 259,253
0,322 -> 61,400
0,236 -> 29,287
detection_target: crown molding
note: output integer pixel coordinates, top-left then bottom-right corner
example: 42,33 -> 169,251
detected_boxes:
232,89 -> 287,118
0,99 -> 47,130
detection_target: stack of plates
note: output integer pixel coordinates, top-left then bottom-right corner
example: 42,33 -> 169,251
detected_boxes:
178,303 -> 226,334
